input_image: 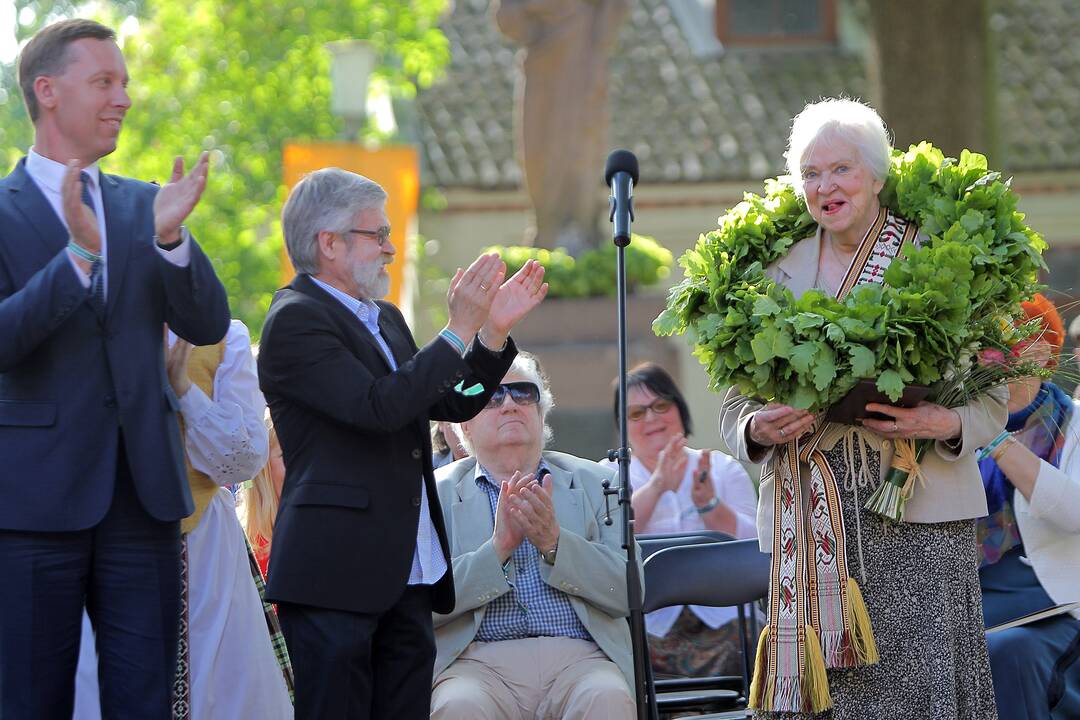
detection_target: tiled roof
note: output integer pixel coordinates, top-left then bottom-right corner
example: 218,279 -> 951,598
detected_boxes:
993,0 -> 1080,170
415,0 -> 1080,189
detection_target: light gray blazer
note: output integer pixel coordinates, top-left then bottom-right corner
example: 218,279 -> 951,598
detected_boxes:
432,451 -> 641,688
719,232 -> 1008,551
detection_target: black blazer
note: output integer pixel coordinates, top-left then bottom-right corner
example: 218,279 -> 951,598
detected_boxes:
0,158 -> 230,530
258,274 -> 516,615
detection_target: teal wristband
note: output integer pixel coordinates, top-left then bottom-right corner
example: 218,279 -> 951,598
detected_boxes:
439,327 -> 467,355
67,240 -> 101,263
977,430 -> 1013,461
695,496 -> 720,515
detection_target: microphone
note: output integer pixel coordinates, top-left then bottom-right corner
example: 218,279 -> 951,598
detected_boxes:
605,149 -> 638,247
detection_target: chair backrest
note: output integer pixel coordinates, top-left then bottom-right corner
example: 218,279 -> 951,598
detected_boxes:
642,538 -> 770,612
637,530 -> 734,560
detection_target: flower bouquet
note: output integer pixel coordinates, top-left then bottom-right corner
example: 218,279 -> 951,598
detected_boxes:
654,143 -> 1048,521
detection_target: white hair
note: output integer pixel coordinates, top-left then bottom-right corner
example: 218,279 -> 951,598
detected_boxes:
785,98 -> 892,198
455,351 -> 555,455
281,167 -> 387,275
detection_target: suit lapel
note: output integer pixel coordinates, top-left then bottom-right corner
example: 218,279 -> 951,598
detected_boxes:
291,275 -> 397,372
544,461 -> 582,525
452,461 -> 496,551
376,305 -> 413,368
100,173 -> 132,320
4,159 -> 69,263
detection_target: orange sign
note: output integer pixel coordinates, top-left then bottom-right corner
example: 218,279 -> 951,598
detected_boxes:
282,143 -> 419,313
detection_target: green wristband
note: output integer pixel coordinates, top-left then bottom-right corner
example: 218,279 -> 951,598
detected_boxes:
67,240 -> 101,263
695,496 -> 720,515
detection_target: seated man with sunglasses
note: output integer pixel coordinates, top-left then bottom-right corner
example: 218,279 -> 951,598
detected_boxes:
431,352 -> 639,720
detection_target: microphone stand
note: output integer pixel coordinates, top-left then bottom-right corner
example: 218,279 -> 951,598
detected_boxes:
603,182 -> 658,720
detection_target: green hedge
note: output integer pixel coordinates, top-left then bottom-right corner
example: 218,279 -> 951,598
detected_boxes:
482,235 -> 673,298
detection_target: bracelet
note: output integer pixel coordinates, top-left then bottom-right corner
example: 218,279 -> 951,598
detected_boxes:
695,496 -> 720,514
439,327 -> 467,355
977,430 -> 1013,461
990,437 -> 1016,463
67,240 -> 101,263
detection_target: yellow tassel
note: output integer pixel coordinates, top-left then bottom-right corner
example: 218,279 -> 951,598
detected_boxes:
802,625 -> 832,712
846,577 -> 880,664
893,437 -> 927,498
747,625 -> 770,709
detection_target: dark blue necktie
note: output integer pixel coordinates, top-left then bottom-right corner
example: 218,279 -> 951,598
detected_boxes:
79,172 -> 105,315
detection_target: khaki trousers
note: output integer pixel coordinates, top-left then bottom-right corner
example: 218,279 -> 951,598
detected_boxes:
430,637 -> 635,720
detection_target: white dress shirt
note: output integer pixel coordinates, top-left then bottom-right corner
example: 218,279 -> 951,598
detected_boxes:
24,148 -> 191,295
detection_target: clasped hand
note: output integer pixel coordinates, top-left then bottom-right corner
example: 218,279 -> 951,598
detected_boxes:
860,401 -> 961,441
492,471 -> 559,564
748,402 -> 817,447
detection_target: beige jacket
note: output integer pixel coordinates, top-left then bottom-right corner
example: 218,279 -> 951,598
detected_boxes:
432,451 -> 640,688
719,231 -> 1008,551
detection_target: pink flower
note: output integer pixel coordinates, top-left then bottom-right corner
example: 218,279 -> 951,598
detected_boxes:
978,348 -> 1007,366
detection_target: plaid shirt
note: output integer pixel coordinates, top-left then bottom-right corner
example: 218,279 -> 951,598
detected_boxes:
473,462 -> 592,643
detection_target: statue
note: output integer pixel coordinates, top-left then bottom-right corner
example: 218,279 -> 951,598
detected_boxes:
495,0 -> 629,255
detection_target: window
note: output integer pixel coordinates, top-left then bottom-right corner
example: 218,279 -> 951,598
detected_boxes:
716,0 -> 836,46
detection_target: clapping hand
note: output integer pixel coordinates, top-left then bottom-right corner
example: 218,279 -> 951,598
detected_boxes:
507,476 -> 559,556
493,471 -> 532,563
689,451 -> 716,508
480,259 -> 548,348
153,152 -> 210,244
446,253 -> 506,343
61,161 -> 100,260
164,327 -> 193,399
651,435 -> 688,493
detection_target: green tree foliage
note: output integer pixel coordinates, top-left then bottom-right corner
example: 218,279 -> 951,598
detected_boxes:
0,0 -> 450,335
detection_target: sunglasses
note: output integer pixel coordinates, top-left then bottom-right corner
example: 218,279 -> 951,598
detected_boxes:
627,398 -> 674,422
485,382 -> 541,409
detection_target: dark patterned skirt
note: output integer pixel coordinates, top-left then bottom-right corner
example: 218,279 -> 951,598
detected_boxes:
648,608 -> 744,679
754,444 -> 998,720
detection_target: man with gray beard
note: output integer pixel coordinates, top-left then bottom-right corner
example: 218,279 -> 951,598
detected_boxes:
257,167 -> 547,719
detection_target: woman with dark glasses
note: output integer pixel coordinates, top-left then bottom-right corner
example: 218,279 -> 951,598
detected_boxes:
602,362 -> 758,680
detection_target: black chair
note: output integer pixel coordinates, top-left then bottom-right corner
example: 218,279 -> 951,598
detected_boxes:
638,531 -> 734,560
642,538 -> 771,719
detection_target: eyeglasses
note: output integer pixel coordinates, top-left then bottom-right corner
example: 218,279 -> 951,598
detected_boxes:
348,226 -> 391,247
485,382 -> 541,410
627,398 -> 674,422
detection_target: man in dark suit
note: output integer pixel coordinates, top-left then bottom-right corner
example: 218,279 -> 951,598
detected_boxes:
258,166 -> 547,719
0,19 -> 230,718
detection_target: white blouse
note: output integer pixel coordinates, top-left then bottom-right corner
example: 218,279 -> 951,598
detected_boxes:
603,447 -> 758,637
171,319 -> 268,485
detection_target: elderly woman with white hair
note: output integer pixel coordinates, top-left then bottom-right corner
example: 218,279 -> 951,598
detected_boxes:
719,98 -> 1004,719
